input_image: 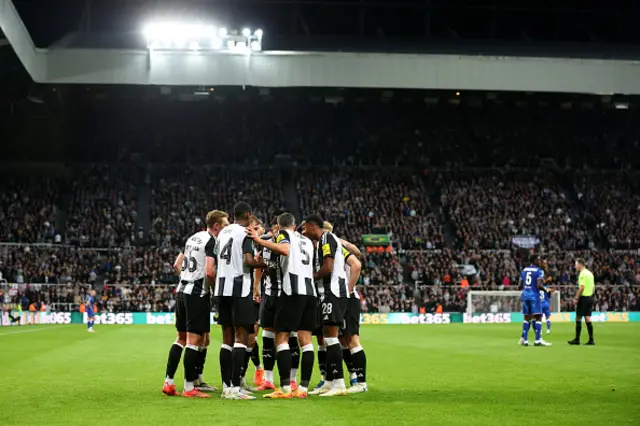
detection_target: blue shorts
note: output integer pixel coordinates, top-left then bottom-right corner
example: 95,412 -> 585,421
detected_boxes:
87,310 -> 95,318
522,299 -> 541,316
541,303 -> 551,318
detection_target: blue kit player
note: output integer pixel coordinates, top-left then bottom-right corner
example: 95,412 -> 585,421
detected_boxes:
519,255 -> 551,347
86,289 -> 96,333
539,259 -> 554,334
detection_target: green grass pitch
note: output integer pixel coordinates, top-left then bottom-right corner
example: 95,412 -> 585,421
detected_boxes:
1,323 -> 639,425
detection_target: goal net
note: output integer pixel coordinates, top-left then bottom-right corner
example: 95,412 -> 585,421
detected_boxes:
466,290 -> 561,317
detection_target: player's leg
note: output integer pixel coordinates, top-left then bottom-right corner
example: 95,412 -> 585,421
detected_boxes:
163,294 -> 186,396
163,331 -> 186,396
241,329 -> 257,391
532,313 -> 550,346
224,296 -> 257,400
196,332 -> 217,392
87,312 -> 95,332
289,331 -> 300,390
585,316 -> 594,344
339,335 -> 355,385
296,330 -> 314,398
182,295 -> 210,397
520,300 -> 532,346
344,298 -> 367,393
250,322 -> 263,385
569,297 -> 587,345
319,295 -> 348,397
542,304 -> 552,333
217,297 -> 235,392
264,294 -> 297,398
256,296 -> 277,390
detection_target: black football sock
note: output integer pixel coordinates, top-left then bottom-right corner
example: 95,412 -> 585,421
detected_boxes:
262,333 -> 275,379
243,346 -> 252,380
289,335 -> 300,381
586,322 -> 594,340
318,346 -> 327,380
165,342 -> 183,380
575,321 -> 582,341
251,341 -> 261,368
200,347 -> 208,379
342,346 -> 354,374
300,344 -> 315,388
276,343 -> 292,389
350,346 -> 367,383
325,338 -> 344,382
220,344 -> 233,388
183,344 -> 200,391
232,344 -> 247,387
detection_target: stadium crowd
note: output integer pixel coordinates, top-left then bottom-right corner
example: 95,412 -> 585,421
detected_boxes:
1,103 -> 640,315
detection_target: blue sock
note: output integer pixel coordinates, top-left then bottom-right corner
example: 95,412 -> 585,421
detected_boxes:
521,321 -> 530,340
87,321 -> 91,329
546,320 -> 551,330
534,321 -> 542,341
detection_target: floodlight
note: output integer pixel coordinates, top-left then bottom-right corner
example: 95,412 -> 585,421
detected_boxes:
250,41 -> 262,51
219,28 -> 228,37
254,29 -> 263,39
211,37 -> 223,49
242,28 -> 251,37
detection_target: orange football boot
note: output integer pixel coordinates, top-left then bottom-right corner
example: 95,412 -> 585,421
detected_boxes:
162,382 -> 179,396
182,388 -> 211,398
253,368 -> 264,386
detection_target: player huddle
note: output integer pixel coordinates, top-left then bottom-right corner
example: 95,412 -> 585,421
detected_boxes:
162,202 -> 368,400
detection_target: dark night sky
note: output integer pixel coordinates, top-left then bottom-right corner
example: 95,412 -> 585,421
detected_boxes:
10,0 -> 640,49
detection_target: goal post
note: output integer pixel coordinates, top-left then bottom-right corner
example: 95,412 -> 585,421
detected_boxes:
467,290 -> 561,316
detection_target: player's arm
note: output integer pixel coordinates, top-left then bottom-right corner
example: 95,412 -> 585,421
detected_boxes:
243,237 -> 267,268
340,238 -> 361,258
254,267 -> 263,303
345,252 -> 361,293
314,234 -> 337,280
574,274 -> 585,302
173,252 -> 184,274
204,238 -> 216,282
247,228 -> 290,257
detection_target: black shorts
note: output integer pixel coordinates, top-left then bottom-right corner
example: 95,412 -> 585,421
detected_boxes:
274,294 -> 318,333
320,292 -> 348,328
175,292 -> 211,336
217,295 -> 256,328
576,296 -> 593,317
342,297 -> 361,337
312,302 -> 324,337
254,302 -> 260,324
260,295 -> 278,329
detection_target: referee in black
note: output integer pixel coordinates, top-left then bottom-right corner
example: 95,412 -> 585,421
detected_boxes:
568,258 -> 595,346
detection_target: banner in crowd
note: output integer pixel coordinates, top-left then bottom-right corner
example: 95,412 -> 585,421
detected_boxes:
3,311 -> 639,327
511,235 -> 540,249
361,234 -> 390,246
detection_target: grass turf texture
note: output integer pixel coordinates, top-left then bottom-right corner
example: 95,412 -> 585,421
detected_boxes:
1,323 -> 639,425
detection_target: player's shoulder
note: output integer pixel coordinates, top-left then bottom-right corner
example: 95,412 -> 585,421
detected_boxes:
276,229 -> 292,243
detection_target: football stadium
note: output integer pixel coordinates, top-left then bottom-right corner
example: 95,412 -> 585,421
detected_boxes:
1,1 -> 639,425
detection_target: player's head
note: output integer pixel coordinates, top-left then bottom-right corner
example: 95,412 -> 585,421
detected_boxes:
575,258 -> 586,272
233,202 -> 253,225
277,212 -> 296,231
529,254 -> 540,266
541,258 -> 549,271
302,214 -> 324,241
251,217 -> 265,236
323,221 -> 334,232
90,289 -> 96,297
206,210 -> 229,236
268,216 -> 279,235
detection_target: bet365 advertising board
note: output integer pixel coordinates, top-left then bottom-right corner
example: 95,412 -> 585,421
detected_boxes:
2,311 -> 638,327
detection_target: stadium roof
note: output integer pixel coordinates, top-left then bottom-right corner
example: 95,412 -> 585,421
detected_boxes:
2,0 -> 640,90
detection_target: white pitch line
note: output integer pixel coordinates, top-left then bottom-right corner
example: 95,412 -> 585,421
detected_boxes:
0,325 -> 69,336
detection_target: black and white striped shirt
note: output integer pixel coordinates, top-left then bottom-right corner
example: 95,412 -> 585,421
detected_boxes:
278,230 -> 316,297
315,231 -> 348,298
215,224 -> 254,298
260,234 -> 283,297
177,230 -> 216,298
